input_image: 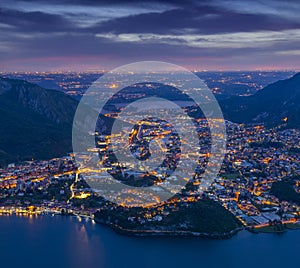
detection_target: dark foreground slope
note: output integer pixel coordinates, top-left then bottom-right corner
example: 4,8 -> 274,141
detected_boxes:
94,198 -> 242,238
0,77 -> 78,166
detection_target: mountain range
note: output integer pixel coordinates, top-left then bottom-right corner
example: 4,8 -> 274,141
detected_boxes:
0,72 -> 299,166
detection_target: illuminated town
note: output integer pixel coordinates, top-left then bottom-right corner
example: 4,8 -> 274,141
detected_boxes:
1,117 -> 300,233
1,70 -> 300,236
1,70 -> 300,235
1,70 -> 296,98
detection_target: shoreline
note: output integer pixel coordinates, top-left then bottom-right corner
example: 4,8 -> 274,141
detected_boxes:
94,218 -> 244,239
0,207 -> 243,239
1,208 -> 300,238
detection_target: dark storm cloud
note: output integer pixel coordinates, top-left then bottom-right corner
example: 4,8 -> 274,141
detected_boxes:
2,1 -> 300,34
0,7 -> 75,32
91,7 -> 300,35
5,0 -> 196,7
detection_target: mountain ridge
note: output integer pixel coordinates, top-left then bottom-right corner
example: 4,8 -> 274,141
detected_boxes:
220,72 -> 300,128
0,77 -> 78,166
1,72 -> 300,166
0,77 -> 77,124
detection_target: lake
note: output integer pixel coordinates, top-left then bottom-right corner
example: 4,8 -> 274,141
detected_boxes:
0,214 -> 298,268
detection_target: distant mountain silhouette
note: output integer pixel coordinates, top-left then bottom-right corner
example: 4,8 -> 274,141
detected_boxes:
0,77 -> 78,166
221,73 -> 300,128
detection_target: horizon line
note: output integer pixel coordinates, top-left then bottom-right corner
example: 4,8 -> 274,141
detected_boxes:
0,69 -> 299,74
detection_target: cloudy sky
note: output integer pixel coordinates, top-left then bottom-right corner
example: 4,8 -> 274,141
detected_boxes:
0,0 -> 300,71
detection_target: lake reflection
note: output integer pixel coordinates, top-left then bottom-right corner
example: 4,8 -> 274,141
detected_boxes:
0,215 -> 298,268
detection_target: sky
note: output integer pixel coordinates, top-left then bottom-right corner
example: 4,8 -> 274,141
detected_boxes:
0,0 -> 300,71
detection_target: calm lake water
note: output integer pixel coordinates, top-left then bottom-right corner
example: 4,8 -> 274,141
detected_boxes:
0,215 -> 298,268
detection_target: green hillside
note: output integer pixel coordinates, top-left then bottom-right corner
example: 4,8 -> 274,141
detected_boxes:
0,77 -> 78,166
